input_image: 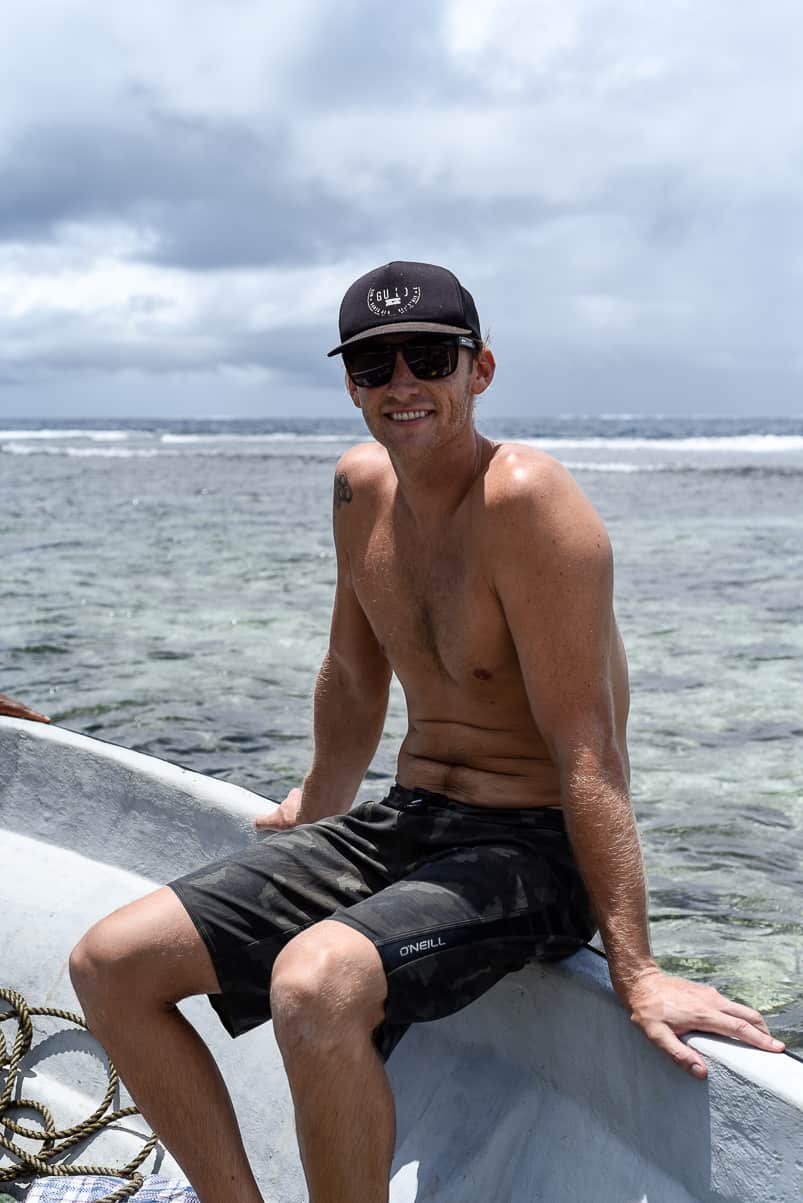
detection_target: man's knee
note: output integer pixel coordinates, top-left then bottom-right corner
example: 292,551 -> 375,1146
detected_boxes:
69,886 -> 219,1011
270,920 -> 387,1053
70,911 -> 155,1008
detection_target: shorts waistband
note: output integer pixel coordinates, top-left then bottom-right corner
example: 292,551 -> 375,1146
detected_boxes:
385,784 -> 566,828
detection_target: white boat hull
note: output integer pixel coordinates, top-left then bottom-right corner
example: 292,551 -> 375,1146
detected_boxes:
2,717 -> 802,1202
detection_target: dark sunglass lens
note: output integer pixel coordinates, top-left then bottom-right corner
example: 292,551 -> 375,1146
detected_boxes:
402,342 -> 458,379
343,348 -> 395,388
344,337 -> 462,386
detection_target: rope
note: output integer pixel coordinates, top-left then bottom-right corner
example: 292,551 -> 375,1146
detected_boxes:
0,988 -> 158,1203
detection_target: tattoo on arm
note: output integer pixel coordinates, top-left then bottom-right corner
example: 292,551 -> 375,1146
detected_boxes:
334,471 -> 353,508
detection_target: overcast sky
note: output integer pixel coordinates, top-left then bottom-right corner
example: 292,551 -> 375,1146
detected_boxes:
1,0 -> 802,419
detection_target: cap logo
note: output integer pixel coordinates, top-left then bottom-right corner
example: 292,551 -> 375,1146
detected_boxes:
367,284 -> 422,319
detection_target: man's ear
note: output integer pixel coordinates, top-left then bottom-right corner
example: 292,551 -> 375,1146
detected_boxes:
346,371 -> 362,408
471,346 -> 496,397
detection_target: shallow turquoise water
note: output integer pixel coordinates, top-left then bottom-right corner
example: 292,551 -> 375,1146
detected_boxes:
2,416 -> 801,1043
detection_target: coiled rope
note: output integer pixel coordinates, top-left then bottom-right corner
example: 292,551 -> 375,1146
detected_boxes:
0,988 -> 158,1203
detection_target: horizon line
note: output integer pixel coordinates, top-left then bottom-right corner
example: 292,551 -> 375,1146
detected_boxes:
1,413 -> 800,423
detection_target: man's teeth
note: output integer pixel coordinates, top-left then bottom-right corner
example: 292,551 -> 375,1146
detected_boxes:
389,410 -> 431,422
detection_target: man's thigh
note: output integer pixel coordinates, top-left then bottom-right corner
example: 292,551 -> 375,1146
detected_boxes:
166,801 -> 397,1038
72,886 -> 222,1003
329,838 -> 595,1042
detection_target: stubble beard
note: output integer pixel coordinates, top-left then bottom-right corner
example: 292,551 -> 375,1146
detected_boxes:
360,372 -> 476,457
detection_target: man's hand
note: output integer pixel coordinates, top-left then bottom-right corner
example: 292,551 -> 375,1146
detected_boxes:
0,693 -> 51,724
626,968 -> 785,1079
254,787 -> 305,833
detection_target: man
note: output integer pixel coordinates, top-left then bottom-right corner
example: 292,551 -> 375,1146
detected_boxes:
12,261 -> 784,1203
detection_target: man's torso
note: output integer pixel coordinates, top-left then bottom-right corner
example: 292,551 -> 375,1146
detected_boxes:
340,439 -> 630,809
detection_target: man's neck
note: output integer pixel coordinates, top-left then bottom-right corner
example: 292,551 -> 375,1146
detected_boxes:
386,425 -> 494,527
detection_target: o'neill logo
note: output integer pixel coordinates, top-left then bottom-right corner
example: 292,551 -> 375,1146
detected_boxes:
399,936 -> 446,958
367,284 -> 422,319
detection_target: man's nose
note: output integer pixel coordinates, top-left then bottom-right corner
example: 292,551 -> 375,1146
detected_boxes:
387,349 -> 419,391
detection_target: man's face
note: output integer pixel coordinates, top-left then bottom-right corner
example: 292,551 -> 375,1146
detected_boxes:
344,334 -> 495,453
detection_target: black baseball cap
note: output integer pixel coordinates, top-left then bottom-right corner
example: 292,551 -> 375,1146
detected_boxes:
327,261 -> 481,357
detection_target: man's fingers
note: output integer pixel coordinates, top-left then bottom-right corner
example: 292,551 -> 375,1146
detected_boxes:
631,973 -> 785,1078
684,995 -> 784,1050
24,707 -> 51,723
718,1014 -> 785,1052
254,812 -> 283,830
719,999 -> 772,1037
653,1006 -> 785,1056
254,788 -> 304,832
0,694 -> 50,723
646,1023 -> 708,1079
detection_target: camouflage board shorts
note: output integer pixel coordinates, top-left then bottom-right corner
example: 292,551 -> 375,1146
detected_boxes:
168,784 -> 596,1060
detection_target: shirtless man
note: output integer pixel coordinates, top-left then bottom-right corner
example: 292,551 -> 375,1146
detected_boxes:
13,261 -> 785,1203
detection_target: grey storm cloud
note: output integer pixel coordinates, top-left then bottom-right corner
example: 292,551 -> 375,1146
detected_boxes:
0,1 -> 488,274
0,111 -> 356,269
0,102 -> 568,276
2,295 -> 335,386
2,0 -> 803,416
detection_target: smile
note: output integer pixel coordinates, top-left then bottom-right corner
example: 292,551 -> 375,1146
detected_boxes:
387,410 -> 433,423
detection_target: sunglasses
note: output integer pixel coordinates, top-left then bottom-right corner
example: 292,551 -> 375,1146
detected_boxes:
343,335 -> 478,389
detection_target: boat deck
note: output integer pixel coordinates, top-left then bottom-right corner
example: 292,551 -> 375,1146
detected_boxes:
2,718 -> 802,1202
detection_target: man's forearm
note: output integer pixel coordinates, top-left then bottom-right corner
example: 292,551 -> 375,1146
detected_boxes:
560,745 -> 658,998
558,747 -> 785,1075
300,650 -> 390,820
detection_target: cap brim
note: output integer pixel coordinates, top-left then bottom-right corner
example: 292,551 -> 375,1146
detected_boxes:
327,321 -> 475,357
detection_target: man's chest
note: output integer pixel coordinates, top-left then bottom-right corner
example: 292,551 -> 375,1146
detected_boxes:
349,520 -> 517,686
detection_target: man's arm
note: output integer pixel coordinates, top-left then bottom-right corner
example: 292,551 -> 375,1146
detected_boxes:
492,451 -> 783,1077
257,452 -> 392,830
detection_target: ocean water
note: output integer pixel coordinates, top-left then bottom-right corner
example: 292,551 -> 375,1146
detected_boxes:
2,415 -> 802,1046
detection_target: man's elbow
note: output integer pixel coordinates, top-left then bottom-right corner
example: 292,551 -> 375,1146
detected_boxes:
555,732 -> 630,800
322,645 -> 392,700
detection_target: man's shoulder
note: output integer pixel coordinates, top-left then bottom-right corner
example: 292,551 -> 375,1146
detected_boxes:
335,441 -> 390,487
485,441 -> 580,508
484,442 -> 610,550
332,443 -> 391,529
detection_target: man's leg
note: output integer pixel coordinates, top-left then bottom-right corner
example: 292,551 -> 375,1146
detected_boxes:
270,920 -> 395,1203
69,887 -> 264,1203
